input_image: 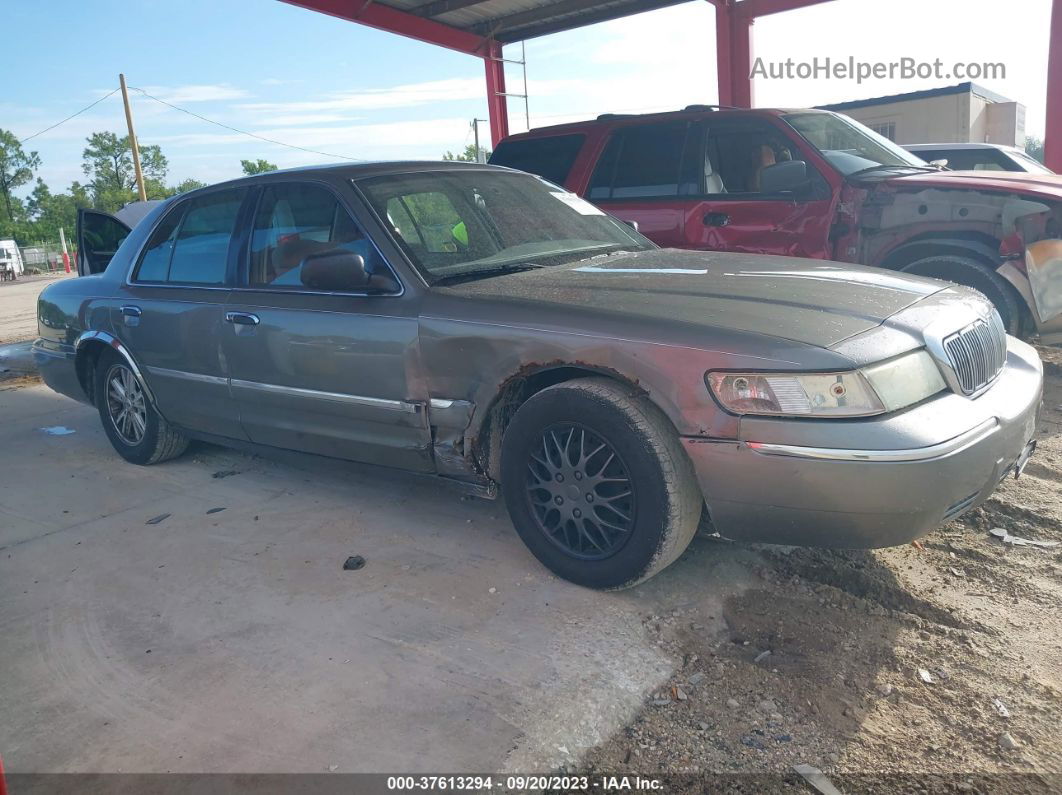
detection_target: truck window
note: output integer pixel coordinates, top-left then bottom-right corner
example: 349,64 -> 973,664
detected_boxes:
489,134 -> 586,186
588,122 -> 700,200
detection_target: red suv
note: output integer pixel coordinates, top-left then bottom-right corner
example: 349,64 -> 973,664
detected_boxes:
490,106 -> 1062,341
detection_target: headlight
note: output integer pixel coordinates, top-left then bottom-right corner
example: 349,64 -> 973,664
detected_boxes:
706,350 -> 946,417
861,350 -> 946,412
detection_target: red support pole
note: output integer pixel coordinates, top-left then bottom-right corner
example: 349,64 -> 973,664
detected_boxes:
484,40 -> 510,147
730,12 -> 754,107
714,1 -> 754,108
1046,0 -> 1062,172
714,1 -> 733,105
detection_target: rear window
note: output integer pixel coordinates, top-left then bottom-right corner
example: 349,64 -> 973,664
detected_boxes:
588,121 -> 700,200
134,188 -> 246,285
489,134 -> 585,186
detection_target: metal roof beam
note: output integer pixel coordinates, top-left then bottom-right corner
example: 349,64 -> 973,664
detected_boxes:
412,0 -> 493,19
490,0 -> 690,40
279,0 -> 488,54
733,0 -> 836,19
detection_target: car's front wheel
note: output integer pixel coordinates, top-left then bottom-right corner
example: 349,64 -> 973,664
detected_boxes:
95,349 -> 189,465
500,378 -> 701,590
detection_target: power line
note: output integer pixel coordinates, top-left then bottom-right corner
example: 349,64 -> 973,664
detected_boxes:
18,89 -> 121,144
129,86 -> 362,162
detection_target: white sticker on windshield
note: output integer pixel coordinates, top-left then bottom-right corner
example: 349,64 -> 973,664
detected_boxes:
551,192 -> 605,215
574,266 -> 709,274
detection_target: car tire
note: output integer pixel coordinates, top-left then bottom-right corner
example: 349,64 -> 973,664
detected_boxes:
95,349 -> 189,465
500,377 -> 701,590
900,254 -> 1026,335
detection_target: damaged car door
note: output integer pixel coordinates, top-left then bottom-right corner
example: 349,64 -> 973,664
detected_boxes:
221,181 -> 432,470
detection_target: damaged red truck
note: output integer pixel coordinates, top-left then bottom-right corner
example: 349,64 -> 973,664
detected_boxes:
491,107 -> 1062,341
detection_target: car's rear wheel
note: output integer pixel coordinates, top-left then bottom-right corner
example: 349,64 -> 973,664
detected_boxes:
95,349 -> 189,465
900,254 -> 1026,335
500,377 -> 701,590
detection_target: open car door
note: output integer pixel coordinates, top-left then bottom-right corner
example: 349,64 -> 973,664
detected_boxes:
76,208 -> 131,276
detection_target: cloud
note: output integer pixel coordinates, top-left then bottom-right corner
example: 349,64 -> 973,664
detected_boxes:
239,77 -> 484,114
136,83 -> 251,103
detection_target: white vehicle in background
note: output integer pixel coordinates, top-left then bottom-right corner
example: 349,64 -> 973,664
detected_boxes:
906,143 -> 1054,174
0,239 -> 25,281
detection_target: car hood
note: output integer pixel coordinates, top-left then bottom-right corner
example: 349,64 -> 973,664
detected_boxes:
883,169 -> 1062,200
436,249 -> 944,348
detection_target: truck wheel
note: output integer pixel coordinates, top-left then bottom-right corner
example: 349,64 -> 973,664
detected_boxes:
500,377 -> 701,590
95,349 -> 189,465
900,254 -> 1025,335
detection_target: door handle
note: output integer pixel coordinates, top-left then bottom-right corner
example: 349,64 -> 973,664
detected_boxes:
225,312 -> 260,326
703,212 -> 730,227
120,305 -> 141,326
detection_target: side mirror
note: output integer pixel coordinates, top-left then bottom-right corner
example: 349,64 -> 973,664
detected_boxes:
759,160 -> 809,195
300,250 -> 370,292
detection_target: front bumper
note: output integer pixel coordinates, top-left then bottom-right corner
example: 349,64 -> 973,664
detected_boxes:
682,337 -> 1043,548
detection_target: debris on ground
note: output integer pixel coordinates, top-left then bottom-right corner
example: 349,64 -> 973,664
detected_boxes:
793,763 -> 843,795
342,555 -> 366,571
144,514 -> 170,525
211,469 -> 238,479
989,527 -> 1060,548
38,426 -> 75,435
206,507 -> 226,514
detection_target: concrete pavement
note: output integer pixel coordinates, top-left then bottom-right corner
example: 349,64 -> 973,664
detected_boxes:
0,383 -> 756,774
0,272 -> 73,344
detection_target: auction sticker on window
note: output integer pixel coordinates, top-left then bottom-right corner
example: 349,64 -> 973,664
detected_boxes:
551,192 -> 604,215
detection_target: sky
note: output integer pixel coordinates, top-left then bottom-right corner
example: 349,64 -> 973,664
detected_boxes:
1,0 -> 1053,196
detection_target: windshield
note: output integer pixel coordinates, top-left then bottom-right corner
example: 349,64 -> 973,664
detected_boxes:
355,169 -> 653,283
783,112 -> 929,176
1010,149 -> 1054,175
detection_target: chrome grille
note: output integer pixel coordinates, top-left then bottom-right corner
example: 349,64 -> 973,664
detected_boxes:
943,313 -> 1007,395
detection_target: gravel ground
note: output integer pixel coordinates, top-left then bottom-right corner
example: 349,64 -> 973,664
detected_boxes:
0,272 -> 72,344
575,346 -> 1062,793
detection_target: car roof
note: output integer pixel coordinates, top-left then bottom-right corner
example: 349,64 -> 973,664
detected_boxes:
173,160 -> 514,200
500,106 -> 829,140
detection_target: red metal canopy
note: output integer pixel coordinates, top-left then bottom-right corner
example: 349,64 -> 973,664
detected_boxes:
282,0 -> 1061,171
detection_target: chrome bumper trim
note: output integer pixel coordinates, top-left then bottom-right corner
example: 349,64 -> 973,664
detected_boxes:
746,418 -> 999,462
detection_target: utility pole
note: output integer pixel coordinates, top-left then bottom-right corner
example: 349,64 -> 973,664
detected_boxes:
471,119 -> 489,163
119,74 -> 147,202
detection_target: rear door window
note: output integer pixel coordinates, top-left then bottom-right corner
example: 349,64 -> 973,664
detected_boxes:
489,134 -> 586,185
588,122 -> 699,200
135,189 -> 246,284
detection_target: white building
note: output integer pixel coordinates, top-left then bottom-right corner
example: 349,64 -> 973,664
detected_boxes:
817,82 -> 1025,146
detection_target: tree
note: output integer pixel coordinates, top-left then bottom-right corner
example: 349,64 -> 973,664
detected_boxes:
241,158 -> 278,175
82,131 -> 169,210
0,129 -> 41,222
173,177 -> 207,194
1025,136 -> 1045,164
25,178 -> 86,245
442,143 -> 491,163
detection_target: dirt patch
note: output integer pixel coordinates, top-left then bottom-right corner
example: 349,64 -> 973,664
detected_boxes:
577,346 -> 1062,790
0,372 -> 42,390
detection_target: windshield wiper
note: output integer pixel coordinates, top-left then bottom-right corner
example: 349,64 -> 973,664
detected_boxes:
433,262 -> 545,286
847,164 -> 940,179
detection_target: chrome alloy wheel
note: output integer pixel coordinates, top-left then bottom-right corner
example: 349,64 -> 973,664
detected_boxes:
105,364 -> 147,445
525,423 -> 636,560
